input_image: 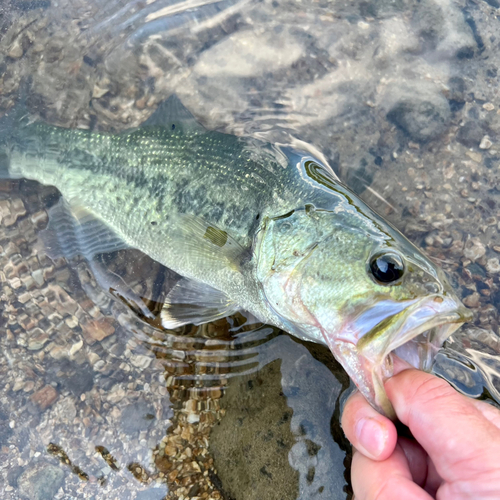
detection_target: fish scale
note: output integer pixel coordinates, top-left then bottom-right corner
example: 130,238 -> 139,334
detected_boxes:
24,125 -> 285,238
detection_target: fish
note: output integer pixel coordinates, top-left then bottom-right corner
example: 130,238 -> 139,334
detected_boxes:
0,94 -> 472,418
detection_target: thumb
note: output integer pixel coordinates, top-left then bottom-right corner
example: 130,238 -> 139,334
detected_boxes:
386,369 -> 500,487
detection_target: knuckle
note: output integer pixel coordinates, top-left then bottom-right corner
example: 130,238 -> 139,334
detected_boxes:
402,374 -> 458,429
370,478 -> 394,500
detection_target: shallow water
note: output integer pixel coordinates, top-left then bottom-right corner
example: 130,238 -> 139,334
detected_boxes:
1,1 -> 500,499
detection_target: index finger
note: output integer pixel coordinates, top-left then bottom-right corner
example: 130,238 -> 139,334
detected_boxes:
386,369 -> 500,487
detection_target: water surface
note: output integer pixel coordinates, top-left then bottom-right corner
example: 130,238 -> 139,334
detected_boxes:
1,1 -> 500,499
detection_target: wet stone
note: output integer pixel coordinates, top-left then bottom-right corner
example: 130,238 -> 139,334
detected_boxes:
0,198 -> 27,226
479,136 -> 493,150
30,210 -> 48,228
27,329 -> 50,350
50,359 -> 95,397
17,462 -> 65,500
465,150 -> 482,163
62,365 -> 94,397
463,238 -> 486,262
120,401 -> 156,435
6,465 -> 23,488
81,317 -> 115,344
486,258 -> 500,274
130,354 -> 153,370
46,285 -> 78,316
31,269 -> 44,286
7,37 -> 24,59
53,397 -> 77,422
386,90 -> 451,143
447,76 -> 466,103
30,385 -> 58,411
463,292 -> 481,308
456,121 -> 487,148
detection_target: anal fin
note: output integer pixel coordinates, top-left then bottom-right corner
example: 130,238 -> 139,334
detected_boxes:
38,199 -> 155,319
38,199 -> 130,262
161,278 -> 240,329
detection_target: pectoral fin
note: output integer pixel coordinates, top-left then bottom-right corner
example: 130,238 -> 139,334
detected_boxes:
161,278 -> 240,329
173,213 -> 247,272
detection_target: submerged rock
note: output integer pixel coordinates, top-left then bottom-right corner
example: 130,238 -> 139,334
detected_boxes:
456,121 -> 488,148
18,462 -> 64,500
385,85 -> 451,142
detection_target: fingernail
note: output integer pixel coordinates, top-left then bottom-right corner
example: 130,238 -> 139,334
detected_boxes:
354,417 -> 387,459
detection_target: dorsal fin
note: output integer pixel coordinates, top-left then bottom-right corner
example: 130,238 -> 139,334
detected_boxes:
142,95 -> 206,134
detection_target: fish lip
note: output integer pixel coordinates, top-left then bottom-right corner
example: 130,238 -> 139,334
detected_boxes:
330,294 -> 472,418
356,294 -> 473,366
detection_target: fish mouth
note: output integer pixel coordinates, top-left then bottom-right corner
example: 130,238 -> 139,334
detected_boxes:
329,295 -> 472,418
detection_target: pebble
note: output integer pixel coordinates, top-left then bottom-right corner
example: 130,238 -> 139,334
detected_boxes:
12,379 -> 26,392
81,317 -> 115,344
30,385 -> 58,411
49,345 -> 68,360
194,29 -> 304,78
87,352 -> 101,366
30,210 -> 49,228
2,199 -> 26,226
54,397 -> 77,421
463,238 -> 486,261
130,354 -> 153,370
23,381 -> 35,392
483,102 -> 495,111
463,292 -> 481,308
486,258 -> 500,274
92,84 -> 110,99
479,136 -> 493,150
27,329 -> 50,350
61,362 -> 95,398
18,462 -> 65,500
7,38 -> 24,59
18,291 -> 32,304
457,121 -> 486,148
107,385 -> 126,404
65,316 -> 79,329
465,150 -> 482,163
93,360 -> 106,371
68,339 -> 83,356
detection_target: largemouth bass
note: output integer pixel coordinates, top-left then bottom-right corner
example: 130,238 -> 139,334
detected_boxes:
0,96 -> 472,417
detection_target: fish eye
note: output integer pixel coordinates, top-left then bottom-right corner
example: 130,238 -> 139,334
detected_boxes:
369,252 -> 405,284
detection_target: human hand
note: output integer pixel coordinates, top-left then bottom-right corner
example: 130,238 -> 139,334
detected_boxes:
341,366 -> 500,500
